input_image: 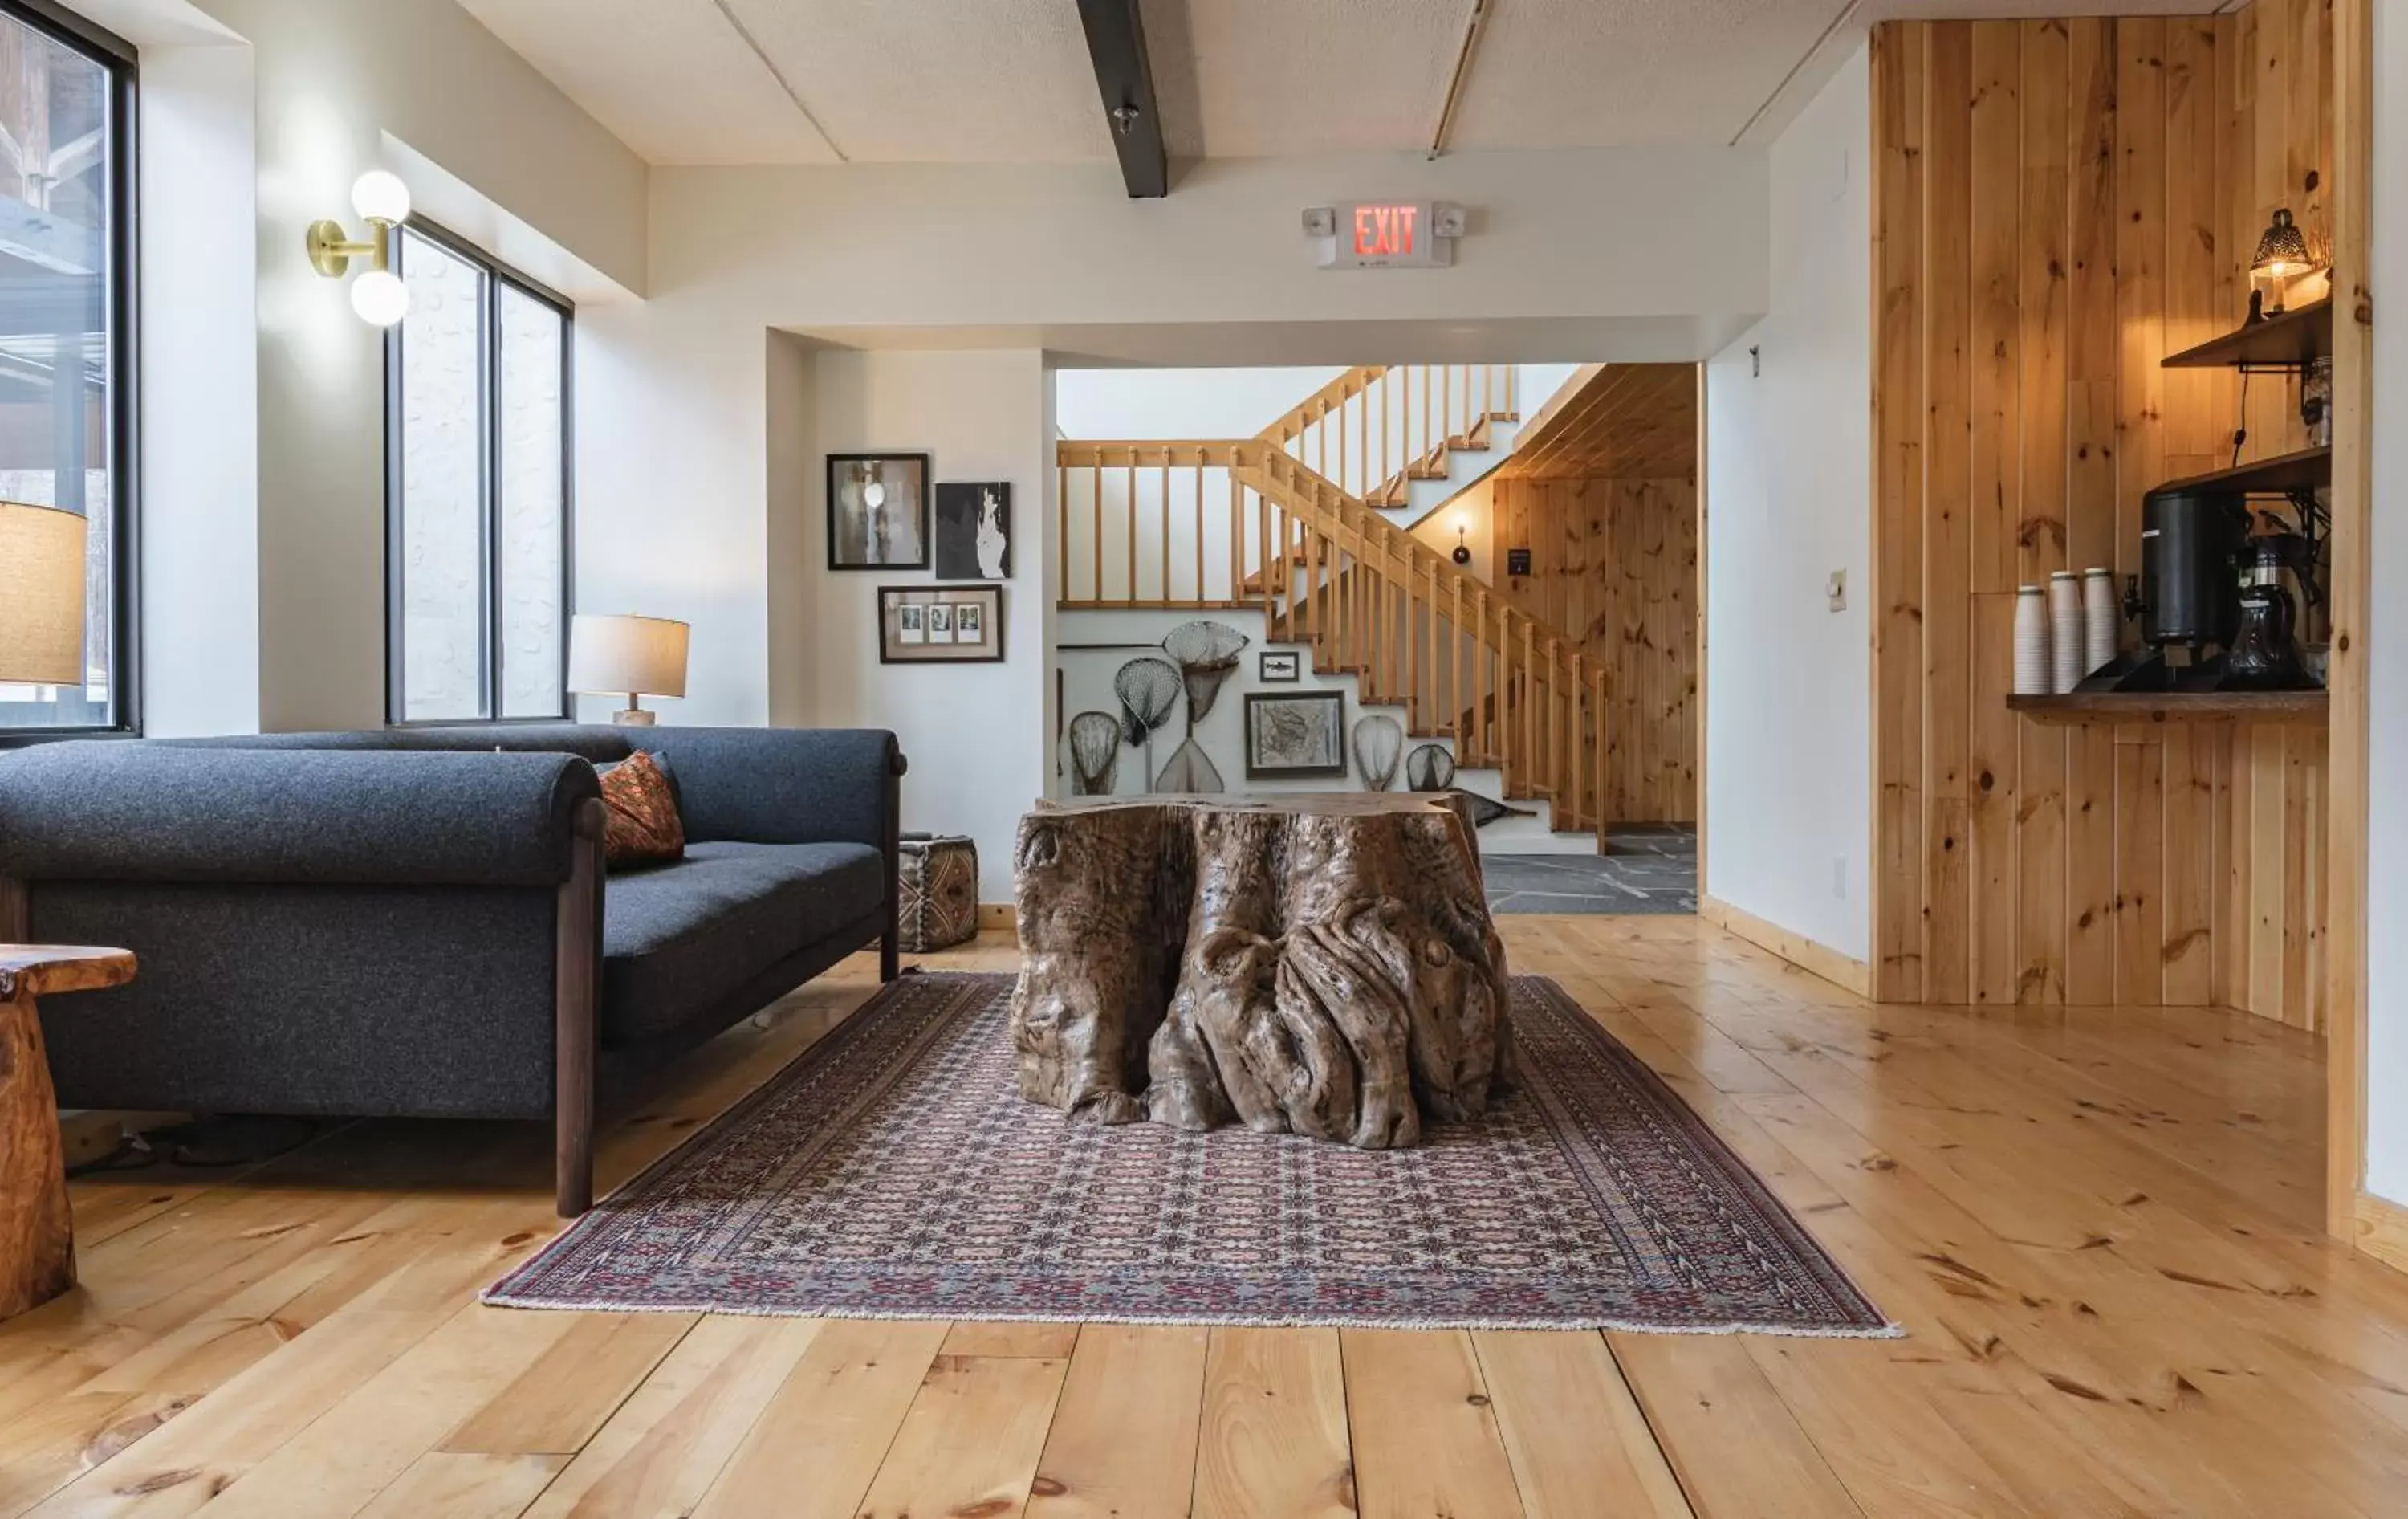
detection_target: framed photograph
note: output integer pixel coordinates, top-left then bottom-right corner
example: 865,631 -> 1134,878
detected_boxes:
934,482 -> 1011,580
879,585 -> 1004,664
1259,650 -> 1301,683
828,453 -> 930,569
1245,690 -> 1346,779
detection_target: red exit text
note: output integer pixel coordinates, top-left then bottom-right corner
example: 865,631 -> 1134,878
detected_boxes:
1352,204 -> 1419,259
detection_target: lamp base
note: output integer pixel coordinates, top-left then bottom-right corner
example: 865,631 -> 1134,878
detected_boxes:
612,707 -> 656,727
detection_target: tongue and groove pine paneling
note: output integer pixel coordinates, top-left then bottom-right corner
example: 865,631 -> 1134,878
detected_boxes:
1868,4 -> 2330,1028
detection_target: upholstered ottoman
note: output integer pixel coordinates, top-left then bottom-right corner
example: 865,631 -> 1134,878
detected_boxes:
896,833 -> 978,952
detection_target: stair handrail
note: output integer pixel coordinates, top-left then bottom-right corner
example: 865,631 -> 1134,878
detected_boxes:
1233,444 -> 1588,682
1257,366 -> 1389,448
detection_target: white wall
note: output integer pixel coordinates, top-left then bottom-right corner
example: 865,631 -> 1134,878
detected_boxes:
793,349 -> 1052,903
97,0 -> 647,734
1702,41 -> 1872,963
1058,367 -> 1344,439
140,37 -> 258,737
2362,4 -> 2407,1205
662,148 -> 1767,351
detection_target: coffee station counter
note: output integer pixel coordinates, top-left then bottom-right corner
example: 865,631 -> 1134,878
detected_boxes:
2007,690 -> 2327,727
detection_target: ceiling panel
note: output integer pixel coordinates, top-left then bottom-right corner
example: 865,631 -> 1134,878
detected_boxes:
1147,0 -> 1464,159
726,0 -> 1107,162
457,0 -> 839,165
464,0 -> 2186,169
1451,0 -> 1839,150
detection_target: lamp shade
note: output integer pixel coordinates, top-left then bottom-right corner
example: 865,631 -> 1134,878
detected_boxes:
0,500 -> 87,686
2252,207 -> 2312,277
567,613 -> 689,698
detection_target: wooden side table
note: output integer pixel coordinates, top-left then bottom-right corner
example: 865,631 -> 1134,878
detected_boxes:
2,945 -> 136,1321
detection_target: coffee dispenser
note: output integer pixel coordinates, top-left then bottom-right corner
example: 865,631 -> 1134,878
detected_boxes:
2081,484 -> 2323,692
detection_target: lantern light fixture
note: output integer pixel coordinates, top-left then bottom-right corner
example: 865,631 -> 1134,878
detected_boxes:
2249,207 -> 2314,317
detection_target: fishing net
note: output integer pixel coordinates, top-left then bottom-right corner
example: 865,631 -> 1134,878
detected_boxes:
1352,715 -> 1404,790
1159,620 -> 1251,731
1114,655 -> 1182,783
1452,788 -> 1535,828
1153,737 -> 1225,793
1404,743 -> 1457,792
1066,711 -> 1121,796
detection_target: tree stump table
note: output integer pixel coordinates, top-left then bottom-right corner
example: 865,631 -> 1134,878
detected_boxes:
2,945 -> 136,1321
1009,793 -> 1511,1148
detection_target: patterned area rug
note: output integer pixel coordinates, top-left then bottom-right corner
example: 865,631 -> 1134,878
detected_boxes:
487,973 -> 1892,1334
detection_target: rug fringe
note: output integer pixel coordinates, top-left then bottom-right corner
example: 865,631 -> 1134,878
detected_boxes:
477,1288 -> 1903,1339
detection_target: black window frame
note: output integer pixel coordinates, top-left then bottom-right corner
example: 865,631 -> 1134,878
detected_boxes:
382,215 -> 576,727
0,0 -> 141,747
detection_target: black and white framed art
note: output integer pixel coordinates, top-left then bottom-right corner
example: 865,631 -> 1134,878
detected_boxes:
933,482 -> 1011,580
828,454 -> 930,569
1243,690 -> 1346,779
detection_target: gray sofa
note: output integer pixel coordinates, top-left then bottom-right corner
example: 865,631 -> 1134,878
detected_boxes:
0,723 -> 907,1214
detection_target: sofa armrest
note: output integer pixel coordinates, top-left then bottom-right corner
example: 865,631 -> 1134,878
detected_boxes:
0,743 -> 600,887
638,727 -> 906,848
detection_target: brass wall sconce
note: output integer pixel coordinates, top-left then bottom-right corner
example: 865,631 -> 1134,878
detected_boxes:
307,171 -> 413,327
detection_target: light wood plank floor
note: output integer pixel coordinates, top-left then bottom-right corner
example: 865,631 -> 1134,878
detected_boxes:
6,917 -> 2408,1517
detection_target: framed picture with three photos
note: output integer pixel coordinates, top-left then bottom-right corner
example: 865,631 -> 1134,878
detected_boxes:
880,584 -> 1004,664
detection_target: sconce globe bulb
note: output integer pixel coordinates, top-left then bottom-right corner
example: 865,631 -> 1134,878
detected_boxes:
350,268 -> 409,327
351,170 -> 411,226
861,481 -> 887,510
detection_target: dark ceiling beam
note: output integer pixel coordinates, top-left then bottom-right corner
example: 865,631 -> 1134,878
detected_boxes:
1074,0 -> 1169,198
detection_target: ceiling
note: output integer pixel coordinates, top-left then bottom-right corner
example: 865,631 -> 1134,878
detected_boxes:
457,0 -> 1866,166
1496,364 -> 1696,479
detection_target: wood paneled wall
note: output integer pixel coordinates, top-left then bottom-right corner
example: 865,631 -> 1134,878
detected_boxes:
1489,474 -> 1698,824
1869,5 -> 2331,1025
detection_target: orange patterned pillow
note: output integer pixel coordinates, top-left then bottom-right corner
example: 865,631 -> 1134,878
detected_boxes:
597,751 -> 685,869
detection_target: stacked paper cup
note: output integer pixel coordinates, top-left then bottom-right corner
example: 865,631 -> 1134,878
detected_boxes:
2048,572 -> 2085,693
2015,585 -> 2052,695
2083,568 -> 2119,676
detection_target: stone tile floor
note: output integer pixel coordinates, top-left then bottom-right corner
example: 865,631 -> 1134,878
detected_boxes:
1482,825 -> 1697,914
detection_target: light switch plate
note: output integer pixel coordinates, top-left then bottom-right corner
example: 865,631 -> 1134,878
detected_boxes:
1826,569 -> 1846,612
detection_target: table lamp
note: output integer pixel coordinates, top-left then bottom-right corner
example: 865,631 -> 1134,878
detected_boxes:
0,501 -> 87,686
567,613 -> 688,726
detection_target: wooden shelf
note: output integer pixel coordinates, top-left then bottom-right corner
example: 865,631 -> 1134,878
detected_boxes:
2008,690 -> 2327,727
2154,446 -> 2331,496
2160,298 -> 2332,369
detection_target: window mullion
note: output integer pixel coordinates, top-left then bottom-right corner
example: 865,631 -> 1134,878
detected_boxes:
480,267 -> 500,720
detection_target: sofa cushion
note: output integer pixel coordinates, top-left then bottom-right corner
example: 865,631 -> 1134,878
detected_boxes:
596,751 -> 685,869
600,840 -> 884,1047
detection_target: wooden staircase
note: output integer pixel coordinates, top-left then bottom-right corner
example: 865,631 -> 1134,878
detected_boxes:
1055,364 -> 1608,845
1257,364 -> 1519,510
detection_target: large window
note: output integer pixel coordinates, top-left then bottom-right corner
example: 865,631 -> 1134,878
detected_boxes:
386,221 -> 571,723
0,1 -> 136,736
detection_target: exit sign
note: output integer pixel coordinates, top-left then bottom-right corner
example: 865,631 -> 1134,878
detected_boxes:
1305,202 -> 1465,269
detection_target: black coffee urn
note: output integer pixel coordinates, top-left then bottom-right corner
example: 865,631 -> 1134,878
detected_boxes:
2138,487 -> 2248,661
